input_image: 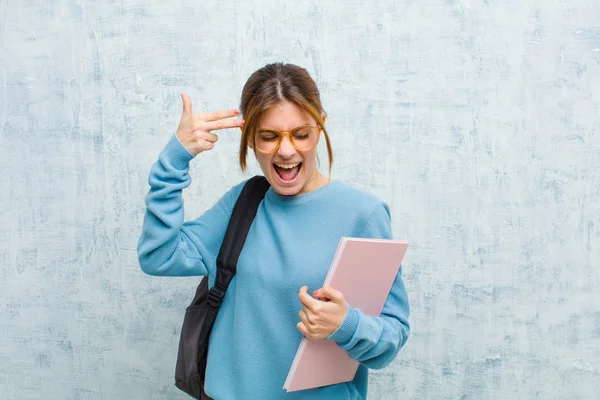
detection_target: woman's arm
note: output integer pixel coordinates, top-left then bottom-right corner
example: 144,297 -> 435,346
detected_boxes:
137,94 -> 245,277
326,202 -> 411,369
136,134 -> 244,277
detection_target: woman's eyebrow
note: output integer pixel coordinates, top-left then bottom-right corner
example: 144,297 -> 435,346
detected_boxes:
258,124 -> 312,130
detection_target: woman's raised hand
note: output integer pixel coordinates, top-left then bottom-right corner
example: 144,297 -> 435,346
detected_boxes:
175,93 -> 245,156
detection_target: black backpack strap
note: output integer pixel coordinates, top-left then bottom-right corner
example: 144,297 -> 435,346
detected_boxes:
196,175 -> 270,362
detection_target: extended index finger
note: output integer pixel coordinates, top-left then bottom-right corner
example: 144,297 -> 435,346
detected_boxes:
197,109 -> 240,122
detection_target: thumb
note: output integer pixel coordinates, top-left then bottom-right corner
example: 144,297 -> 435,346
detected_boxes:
318,285 -> 344,302
181,93 -> 192,117
299,285 -> 310,297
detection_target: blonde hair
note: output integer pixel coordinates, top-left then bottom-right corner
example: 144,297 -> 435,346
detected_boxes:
238,62 -> 333,175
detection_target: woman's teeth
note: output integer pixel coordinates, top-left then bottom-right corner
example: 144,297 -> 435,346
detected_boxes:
273,162 -> 302,182
274,163 -> 299,169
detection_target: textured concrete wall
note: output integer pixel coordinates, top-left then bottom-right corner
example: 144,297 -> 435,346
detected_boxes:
1,0 -> 599,399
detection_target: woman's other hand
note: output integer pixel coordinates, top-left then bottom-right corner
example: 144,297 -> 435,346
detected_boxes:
297,285 -> 348,340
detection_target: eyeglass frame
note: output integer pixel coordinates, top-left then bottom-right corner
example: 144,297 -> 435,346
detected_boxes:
252,124 -> 322,154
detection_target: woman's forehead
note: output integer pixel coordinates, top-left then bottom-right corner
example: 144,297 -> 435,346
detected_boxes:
258,101 -> 315,128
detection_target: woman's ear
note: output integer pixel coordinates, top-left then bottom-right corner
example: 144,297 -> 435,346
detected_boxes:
245,130 -> 254,149
321,114 -> 327,125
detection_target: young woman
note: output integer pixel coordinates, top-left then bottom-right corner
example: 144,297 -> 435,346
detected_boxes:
137,62 -> 410,399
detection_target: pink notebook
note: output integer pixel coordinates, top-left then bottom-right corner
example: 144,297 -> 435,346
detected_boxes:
283,237 -> 409,392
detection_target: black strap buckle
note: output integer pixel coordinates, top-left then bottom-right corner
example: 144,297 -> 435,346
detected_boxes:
207,286 -> 225,307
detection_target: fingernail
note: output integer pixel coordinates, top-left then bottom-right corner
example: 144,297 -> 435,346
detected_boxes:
234,110 -> 239,115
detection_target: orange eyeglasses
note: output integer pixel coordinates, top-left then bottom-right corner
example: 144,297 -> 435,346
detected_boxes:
253,125 -> 321,154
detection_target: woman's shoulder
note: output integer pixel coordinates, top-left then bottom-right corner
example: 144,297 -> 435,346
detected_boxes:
325,180 -> 391,227
330,179 -> 389,209
209,177 -> 255,213
328,180 -> 392,237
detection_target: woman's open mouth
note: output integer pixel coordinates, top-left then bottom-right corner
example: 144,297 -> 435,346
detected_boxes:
273,162 -> 302,183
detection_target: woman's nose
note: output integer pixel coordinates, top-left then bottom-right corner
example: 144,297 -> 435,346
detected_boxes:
277,135 -> 296,157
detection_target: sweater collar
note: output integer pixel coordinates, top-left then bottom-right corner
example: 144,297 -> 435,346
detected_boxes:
265,179 -> 341,206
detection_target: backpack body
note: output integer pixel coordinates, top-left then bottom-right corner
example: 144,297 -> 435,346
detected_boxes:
174,176 -> 270,399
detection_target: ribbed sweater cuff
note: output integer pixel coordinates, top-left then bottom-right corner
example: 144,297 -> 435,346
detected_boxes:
161,134 -> 195,170
327,306 -> 360,345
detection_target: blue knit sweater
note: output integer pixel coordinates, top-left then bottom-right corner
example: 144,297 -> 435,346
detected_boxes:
137,134 -> 410,399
